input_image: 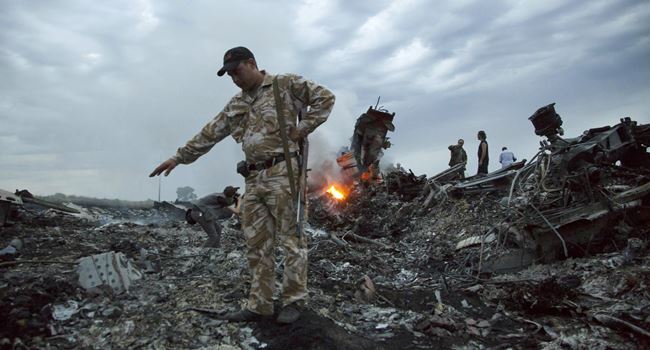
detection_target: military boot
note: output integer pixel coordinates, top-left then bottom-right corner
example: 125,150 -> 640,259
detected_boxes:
219,308 -> 268,322
276,304 -> 301,324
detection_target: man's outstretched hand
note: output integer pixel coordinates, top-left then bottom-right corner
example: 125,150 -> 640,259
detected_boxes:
149,158 -> 178,177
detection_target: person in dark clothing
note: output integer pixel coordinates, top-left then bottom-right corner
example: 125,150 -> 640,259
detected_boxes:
477,130 -> 489,176
185,185 -> 240,248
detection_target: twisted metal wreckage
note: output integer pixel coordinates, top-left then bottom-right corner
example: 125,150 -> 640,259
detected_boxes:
316,102 -> 649,274
1,103 -> 649,348
0,190 -> 80,227
416,103 -> 650,273
4,102 -> 647,273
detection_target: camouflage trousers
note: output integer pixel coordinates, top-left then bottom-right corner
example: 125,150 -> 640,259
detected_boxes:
241,159 -> 307,315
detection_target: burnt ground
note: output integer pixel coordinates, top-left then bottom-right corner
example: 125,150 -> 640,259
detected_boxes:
1,192 -> 649,349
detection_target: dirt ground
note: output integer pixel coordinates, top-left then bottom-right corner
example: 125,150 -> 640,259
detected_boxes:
1,190 -> 649,349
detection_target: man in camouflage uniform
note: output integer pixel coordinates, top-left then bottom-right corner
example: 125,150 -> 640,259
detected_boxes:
149,47 -> 335,324
185,185 -> 240,248
448,139 -> 467,179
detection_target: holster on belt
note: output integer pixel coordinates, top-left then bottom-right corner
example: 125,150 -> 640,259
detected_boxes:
236,160 -> 250,178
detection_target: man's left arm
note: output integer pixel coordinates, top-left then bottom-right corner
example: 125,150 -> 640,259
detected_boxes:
288,74 -> 336,138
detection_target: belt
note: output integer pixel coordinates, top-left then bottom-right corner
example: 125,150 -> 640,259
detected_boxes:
247,152 -> 298,172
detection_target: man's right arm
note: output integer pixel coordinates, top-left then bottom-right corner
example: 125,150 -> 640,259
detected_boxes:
172,109 -> 232,165
149,103 -> 234,177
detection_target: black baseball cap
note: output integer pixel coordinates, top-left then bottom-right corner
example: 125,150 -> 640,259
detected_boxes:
223,186 -> 240,197
217,47 -> 254,76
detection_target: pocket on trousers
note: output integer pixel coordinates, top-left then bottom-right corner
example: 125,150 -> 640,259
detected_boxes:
244,229 -> 269,249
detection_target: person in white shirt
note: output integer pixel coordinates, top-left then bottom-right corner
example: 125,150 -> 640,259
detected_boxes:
499,147 -> 517,169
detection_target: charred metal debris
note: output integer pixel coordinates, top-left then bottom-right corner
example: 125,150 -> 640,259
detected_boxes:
307,103 -> 650,347
1,103 -> 649,349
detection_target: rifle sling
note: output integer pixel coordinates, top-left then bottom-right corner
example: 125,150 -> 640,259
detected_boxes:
272,77 -> 298,203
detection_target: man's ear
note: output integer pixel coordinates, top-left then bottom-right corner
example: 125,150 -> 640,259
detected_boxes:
248,58 -> 258,70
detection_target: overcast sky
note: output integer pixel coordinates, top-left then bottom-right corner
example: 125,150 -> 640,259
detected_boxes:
1,0 -> 649,201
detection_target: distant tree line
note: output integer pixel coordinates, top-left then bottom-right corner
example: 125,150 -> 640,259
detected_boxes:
40,193 -> 154,209
176,186 -> 197,202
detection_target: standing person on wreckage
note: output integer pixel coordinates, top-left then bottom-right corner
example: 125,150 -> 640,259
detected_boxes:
149,47 -> 335,324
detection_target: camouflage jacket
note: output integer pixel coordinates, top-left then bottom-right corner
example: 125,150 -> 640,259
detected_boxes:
173,72 -> 335,164
448,145 -> 467,166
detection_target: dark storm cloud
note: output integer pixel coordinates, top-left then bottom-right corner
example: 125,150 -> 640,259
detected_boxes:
1,0 -> 648,199
300,0 -> 649,175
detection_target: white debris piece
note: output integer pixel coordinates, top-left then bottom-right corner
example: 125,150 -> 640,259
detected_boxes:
52,300 -> 79,321
455,233 -> 496,250
77,251 -> 143,294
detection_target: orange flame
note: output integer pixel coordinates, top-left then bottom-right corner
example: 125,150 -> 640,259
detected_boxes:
326,185 -> 345,200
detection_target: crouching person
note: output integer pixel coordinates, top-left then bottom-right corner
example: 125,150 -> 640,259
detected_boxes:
186,185 -> 240,248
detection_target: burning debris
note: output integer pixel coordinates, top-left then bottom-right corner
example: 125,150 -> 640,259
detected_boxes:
303,103 -> 650,347
1,104 -> 649,349
325,184 -> 346,200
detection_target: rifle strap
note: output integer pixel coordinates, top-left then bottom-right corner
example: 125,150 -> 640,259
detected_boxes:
272,77 -> 297,203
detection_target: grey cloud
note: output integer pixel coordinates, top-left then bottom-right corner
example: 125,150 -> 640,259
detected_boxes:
1,0 -> 648,200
